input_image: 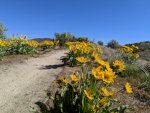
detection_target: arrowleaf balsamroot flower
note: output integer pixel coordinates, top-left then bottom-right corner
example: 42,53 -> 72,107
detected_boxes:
95,58 -> 106,66
70,75 -> 80,82
101,87 -> 110,96
102,70 -> 116,83
92,52 -> 100,60
101,87 -> 117,98
92,66 -> 104,80
76,57 -> 90,63
91,104 -> 96,112
84,88 -> 94,100
125,82 -> 133,93
97,98 -> 108,108
113,60 -> 126,71
69,45 -> 75,51
135,54 -> 139,58
62,78 -> 69,84
92,66 -> 116,83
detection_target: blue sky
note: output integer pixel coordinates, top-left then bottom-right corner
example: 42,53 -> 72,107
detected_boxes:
0,0 -> 150,45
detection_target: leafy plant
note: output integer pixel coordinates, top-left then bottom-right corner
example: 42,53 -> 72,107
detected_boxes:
107,40 -> 120,49
98,41 -> 103,46
118,45 -> 139,64
119,64 -> 141,77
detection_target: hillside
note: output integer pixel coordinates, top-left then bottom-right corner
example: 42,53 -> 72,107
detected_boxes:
126,41 -> 150,61
31,38 -> 53,43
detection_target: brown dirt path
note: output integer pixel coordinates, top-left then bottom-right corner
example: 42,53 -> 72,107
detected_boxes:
0,49 -> 67,113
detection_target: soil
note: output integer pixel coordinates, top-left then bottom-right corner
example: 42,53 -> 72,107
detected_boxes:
0,49 -> 67,113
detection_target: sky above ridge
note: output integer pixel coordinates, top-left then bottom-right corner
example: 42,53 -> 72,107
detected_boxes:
0,0 -> 150,45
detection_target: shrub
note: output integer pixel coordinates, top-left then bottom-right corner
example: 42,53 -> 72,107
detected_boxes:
55,32 -> 67,46
77,37 -> 88,42
55,32 -> 78,46
118,45 -> 139,64
107,40 -> 120,49
144,74 -> 150,93
0,23 -> 7,40
119,64 -> 141,77
98,41 -> 103,46
61,41 -> 102,66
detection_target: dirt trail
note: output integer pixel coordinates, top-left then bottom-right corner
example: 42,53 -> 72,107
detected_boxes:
0,50 -> 66,113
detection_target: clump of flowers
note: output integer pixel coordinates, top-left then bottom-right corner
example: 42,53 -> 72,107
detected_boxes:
61,41 -> 102,66
48,41 -> 134,113
0,35 -> 59,60
118,45 -> 139,64
0,35 -> 38,57
39,40 -> 58,50
76,57 -> 90,63
113,60 -> 126,71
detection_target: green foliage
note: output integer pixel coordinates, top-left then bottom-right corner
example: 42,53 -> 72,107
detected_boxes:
0,23 -> 7,40
55,32 -> 77,46
61,51 -> 78,66
40,45 -> 53,51
55,32 -> 66,46
71,36 -> 78,42
107,40 -> 120,49
50,84 -> 80,113
55,32 -> 89,47
119,64 -> 141,77
144,74 -> 150,93
5,44 -> 37,55
77,37 -> 88,42
98,41 -> 103,46
121,53 -> 137,64
0,47 -> 5,60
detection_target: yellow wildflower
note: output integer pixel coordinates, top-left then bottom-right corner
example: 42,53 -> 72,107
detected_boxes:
109,92 -> 117,98
84,88 -> 94,100
55,76 -> 69,84
113,60 -> 126,71
62,78 -> 69,84
102,70 -> 116,83
97,98 -> 107,108
101,87 -> 110,96
76,57 -> 90,63
69,45 -> 75,51
92,66 -> 116,83
101,87 -> 117,98
74,49 -> 77,54
125,82 -> 133,93
132,44 -> 135,48
70,75 -> 80,82
95,58 -> 105,65
91,104 -> 96,112
135,46 -> 139,49
135,54 -> 139,58
92,52 -> 100,60
92,66 -> 103,80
